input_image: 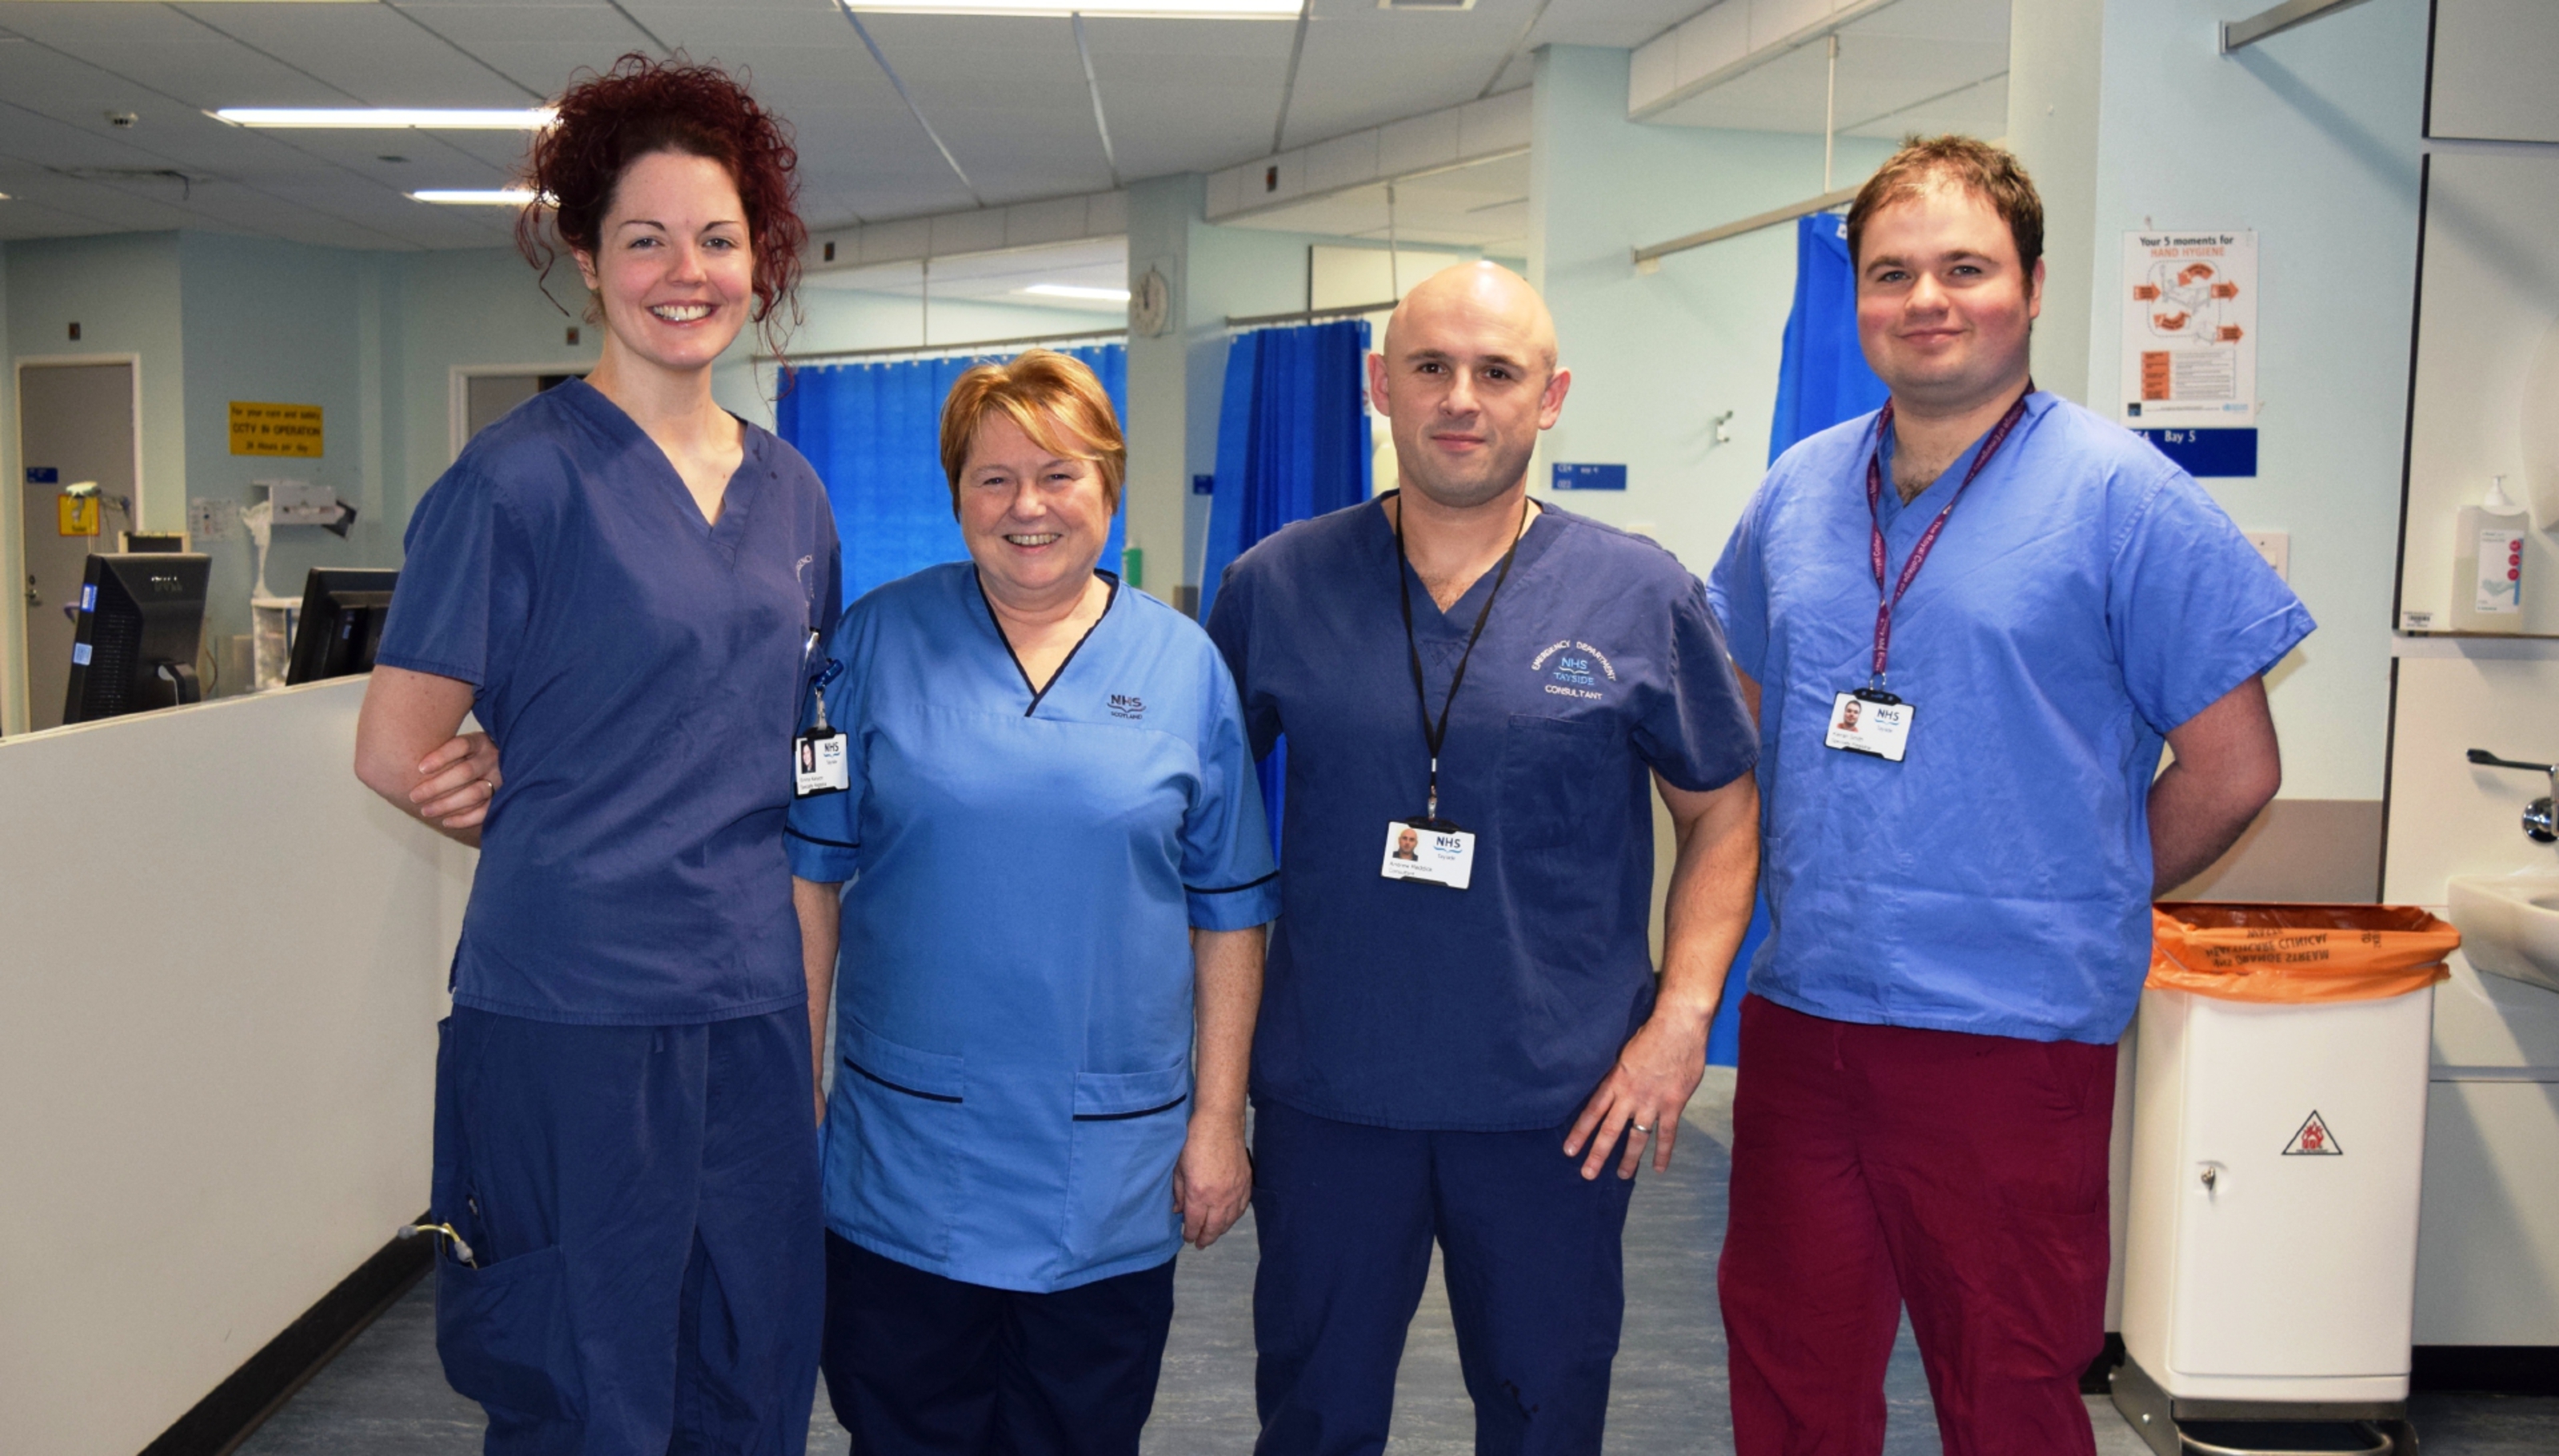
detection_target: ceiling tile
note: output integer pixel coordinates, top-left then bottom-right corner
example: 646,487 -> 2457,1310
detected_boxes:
194,5 -> 545,104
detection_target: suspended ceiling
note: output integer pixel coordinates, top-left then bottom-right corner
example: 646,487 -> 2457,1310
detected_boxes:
0,0 -> 1703,250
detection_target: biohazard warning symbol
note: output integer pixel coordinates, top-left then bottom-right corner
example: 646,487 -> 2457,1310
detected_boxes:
2282,1111 -> 2343,1157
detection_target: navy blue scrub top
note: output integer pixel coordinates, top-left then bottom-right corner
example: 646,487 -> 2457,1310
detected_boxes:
788,564 -> 1278,1292
1206,498 -> 1758,1132
378,379 -> 843,1025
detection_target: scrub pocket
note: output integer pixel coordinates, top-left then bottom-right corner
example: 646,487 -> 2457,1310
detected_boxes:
435,1243 -> 584,1422
429,1017 -> 585,1423
832,1015 -> 967,1264
1062,1063 -> 1190,1266
1500,712 -> 1622,968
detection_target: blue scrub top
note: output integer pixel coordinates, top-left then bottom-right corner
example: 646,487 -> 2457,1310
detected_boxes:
1206,499 -> 1758,1133
1707,392 -> 2315,1046
787,564 -> 1278,1294
379,379 -> 843,1026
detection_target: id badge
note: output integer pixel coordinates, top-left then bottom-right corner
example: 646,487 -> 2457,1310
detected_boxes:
793,730 -> 848,797
1382,818 -> 1475,890
1824,688 -> 1914,763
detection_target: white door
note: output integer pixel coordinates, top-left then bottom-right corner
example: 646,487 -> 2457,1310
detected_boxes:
18,363 -> 137,731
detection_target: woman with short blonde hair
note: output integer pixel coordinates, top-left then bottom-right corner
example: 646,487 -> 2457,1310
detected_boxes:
788,349 -> 1275,1454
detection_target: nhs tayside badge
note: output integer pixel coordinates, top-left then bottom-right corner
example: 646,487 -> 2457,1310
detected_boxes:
1825,688 -> 1914,763
794,731 -> 848,797
795,657 -> 849,798
1382,819 -> 1476,890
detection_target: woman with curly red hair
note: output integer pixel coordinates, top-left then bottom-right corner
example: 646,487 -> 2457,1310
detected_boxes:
354,54 -> 836,1454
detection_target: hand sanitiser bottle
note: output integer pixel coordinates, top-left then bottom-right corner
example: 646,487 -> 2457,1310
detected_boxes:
2452,474 -> 2530,631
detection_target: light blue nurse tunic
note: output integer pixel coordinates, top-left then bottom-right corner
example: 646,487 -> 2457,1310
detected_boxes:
785,564 -> 1279,1294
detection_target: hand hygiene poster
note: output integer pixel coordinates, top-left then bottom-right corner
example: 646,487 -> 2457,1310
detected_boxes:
2121,230 -> 2257,427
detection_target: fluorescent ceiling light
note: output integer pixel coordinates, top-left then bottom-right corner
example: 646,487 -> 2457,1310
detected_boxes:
411,189 -> 542,206
212,108 -> 555,130
841,0 -> 1297,16
1021,283 -> 1132,301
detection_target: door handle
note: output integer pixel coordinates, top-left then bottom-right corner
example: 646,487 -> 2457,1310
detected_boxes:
24,574 -> 40,608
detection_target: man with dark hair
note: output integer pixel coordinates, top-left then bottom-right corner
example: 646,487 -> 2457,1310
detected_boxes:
1707,135 -> 2312,1453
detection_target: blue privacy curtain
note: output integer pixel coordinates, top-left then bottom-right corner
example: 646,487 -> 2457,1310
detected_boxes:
1768,212 -> 1888,463
1200,319 -> 1374,860
777,343 -> 1128,605
1705,213 -> 1886,1067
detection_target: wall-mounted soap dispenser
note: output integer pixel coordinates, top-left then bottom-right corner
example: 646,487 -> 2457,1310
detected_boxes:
2450,475 -> 2529,632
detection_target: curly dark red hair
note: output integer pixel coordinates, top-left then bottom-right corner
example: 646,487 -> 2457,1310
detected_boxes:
516,53 -> 805,357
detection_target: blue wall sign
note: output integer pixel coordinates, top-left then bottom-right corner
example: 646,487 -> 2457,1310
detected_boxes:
1551,462 -> 1627,491
2136,427 -> 2258,478
28,466 -> 58,484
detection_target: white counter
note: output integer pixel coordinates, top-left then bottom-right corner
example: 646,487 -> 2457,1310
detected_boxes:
0,679 -> 469,1456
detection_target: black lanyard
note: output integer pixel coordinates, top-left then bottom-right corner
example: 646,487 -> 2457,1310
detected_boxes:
1394,493 -> 1531,823
1859,385 -> 2034,689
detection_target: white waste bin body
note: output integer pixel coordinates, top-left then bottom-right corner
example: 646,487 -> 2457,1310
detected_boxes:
2121,983 -> 2435,1403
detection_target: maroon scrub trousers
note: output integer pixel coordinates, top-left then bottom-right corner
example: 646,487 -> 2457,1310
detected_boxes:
1718,995 -> 2118,1456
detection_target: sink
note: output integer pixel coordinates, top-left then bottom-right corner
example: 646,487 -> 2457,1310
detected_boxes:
2448,875 -> 2559,993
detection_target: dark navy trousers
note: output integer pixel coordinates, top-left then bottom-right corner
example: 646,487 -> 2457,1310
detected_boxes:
429,1006 -> 825,1456
820,1232 -> 1177,1455
1249,1099 -> 1636,1456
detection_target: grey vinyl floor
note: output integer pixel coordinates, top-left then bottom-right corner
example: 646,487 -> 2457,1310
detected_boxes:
241,1076 -> 2559,1455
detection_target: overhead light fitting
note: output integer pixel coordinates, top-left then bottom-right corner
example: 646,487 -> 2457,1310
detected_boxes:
1021,283 -> 1133,301
838,0 -> 1297,16
211,108 -> 555,130
410,189 -> 544,206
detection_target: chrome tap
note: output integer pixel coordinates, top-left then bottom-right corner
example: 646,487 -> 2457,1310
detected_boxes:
2469,749 -> 2559,844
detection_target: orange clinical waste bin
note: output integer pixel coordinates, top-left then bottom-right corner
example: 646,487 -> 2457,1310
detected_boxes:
2114,904 -> 2458,1456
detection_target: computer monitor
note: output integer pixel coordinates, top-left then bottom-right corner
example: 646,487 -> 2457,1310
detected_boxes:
63,552 -> 211,724
285,568 -> 401,685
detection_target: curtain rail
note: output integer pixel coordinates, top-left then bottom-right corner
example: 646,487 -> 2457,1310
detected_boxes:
1225,299 -> 1399,329
758,327 -> 1127,365
1631,185 -> 1862,270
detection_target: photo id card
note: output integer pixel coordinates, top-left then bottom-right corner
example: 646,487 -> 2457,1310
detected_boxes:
1382,819 -> 1476,890
1824,689 -> 1914,763
794,730 -> 848,798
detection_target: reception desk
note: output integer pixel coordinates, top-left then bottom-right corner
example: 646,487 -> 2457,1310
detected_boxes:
0,679 -> 469,1455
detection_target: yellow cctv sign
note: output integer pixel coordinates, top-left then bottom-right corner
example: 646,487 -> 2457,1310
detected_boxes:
230,401 -> 325,457
58,493 -> 99,537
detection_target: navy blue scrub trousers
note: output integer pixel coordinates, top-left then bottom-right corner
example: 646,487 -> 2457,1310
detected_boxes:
820,1232 -> 1178,1455
1249,1099 -> 1637,1456
430,1006 -> 825,1456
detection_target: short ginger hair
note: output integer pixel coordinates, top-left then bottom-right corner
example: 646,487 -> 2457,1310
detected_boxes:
1846,134 -> 2044,276
939,350 -> 1127,515
515,53 -> 806,356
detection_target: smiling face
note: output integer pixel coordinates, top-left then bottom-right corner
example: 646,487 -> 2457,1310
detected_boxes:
1370,263 -> 1571,512
960,409 -> 1112,609
1854,181 -> 2043,415
572,149 -> 754,379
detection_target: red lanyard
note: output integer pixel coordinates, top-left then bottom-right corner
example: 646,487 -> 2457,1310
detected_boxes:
1861,387 -> 2034,689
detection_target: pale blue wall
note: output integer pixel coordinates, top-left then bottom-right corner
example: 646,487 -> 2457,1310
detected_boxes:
386,248 -> 602,529
178,233 -> 387,656
5,234 -> 187,533
1530,44 -> 1896,579
2077,0 -> 2427,802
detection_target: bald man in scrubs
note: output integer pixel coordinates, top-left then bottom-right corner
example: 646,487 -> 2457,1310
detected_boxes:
1206,263 -> 1763,1454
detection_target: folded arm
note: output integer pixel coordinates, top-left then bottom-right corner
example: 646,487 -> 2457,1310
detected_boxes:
353,664 -> 501,847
